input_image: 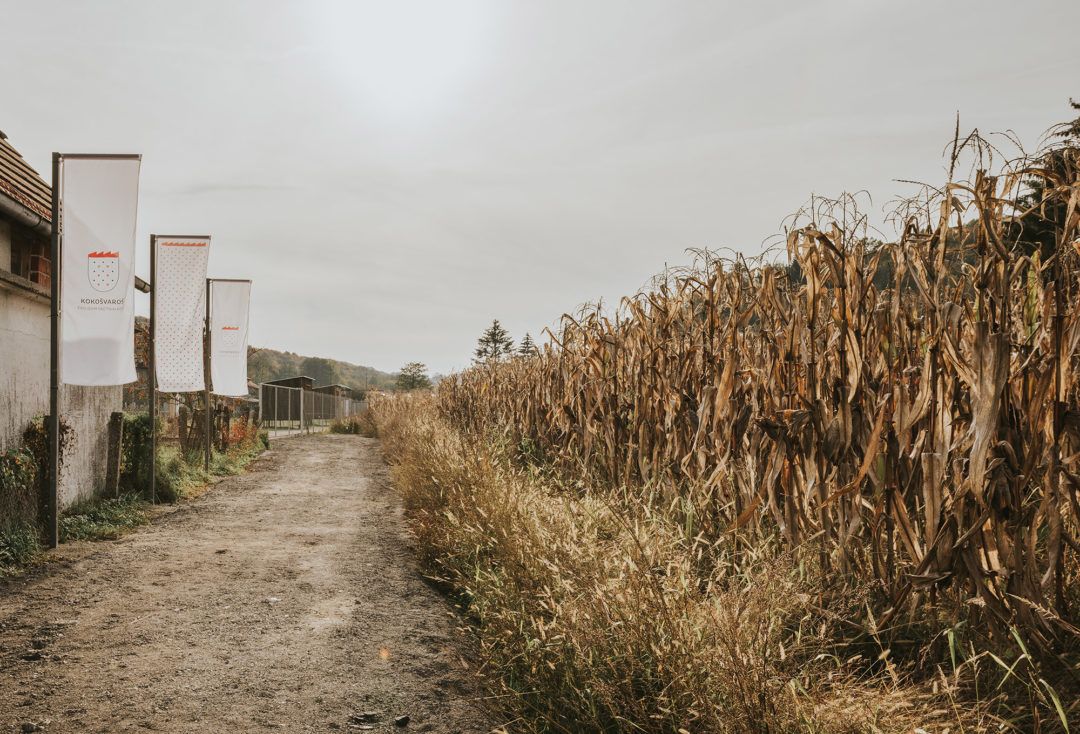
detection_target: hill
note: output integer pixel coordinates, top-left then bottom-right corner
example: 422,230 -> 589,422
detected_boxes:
247,346 -> 397,392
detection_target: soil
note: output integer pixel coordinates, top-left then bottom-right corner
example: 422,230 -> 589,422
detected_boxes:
0,434 -> 498,733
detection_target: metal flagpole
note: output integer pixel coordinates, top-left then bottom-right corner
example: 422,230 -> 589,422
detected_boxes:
204,278 -> 212,472
148,235 -> 157,502
47,152 -> 61,549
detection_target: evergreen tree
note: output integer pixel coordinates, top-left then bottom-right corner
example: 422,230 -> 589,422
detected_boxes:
474,320 -> 515,363
1015,99 -> 1080,258
396,362 -> 432,391
518,333 -> 538,357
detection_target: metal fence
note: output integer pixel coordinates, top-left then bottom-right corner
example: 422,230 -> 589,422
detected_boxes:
258,384 -> 365,437
123,381 -> 365,440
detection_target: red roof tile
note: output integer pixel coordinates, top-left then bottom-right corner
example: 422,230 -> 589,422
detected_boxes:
0,130 -> 52,220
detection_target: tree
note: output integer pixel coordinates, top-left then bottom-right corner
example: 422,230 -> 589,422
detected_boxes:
518,333 -> 538,357
1015,99 -> 1080,259
396,362 -> 432,391
474,319 -> 515,363
300,356 -> 339,386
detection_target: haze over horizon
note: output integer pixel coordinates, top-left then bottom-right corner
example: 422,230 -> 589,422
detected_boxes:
1,0 -> 1077,374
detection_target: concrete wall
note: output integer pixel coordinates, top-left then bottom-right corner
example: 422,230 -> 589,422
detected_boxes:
1,272 -> 122,507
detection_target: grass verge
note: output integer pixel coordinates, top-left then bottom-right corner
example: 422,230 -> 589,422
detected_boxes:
0,523 -> 43,575
372,393 -> 1002,734
60,494 -> 149,542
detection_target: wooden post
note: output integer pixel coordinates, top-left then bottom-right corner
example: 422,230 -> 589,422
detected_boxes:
105,411 -> 125,498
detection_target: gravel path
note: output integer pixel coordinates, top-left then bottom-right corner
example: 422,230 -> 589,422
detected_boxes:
0,434 -> 496,733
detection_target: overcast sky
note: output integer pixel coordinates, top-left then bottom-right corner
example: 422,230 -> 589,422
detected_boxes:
1,1 -> 1077,374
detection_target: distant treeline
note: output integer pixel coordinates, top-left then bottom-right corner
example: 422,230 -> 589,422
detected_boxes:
247,347 -> 397,393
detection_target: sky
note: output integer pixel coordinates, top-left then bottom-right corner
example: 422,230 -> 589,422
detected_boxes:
1,0 -> 1077,374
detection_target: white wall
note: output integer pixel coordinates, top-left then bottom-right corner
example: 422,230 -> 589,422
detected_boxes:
0,277 -> 122,507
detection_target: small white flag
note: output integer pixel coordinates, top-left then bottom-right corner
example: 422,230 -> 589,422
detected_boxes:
209,280 -> 251,397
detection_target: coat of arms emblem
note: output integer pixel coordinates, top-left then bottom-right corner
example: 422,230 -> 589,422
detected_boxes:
219,326 -> 242,352
87,251 -> 120,292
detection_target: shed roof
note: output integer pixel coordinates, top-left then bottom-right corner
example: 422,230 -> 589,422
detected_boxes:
263,376 -> 315,387
0,130 -> 51,220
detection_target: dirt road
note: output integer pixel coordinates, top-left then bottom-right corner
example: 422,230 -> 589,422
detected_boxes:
0,435 -> 496,733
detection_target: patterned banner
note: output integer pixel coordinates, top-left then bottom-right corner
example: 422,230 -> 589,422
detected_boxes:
154,236 -> 210,392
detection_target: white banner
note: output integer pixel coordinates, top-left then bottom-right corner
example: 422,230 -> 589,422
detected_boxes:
209,280 -> 251,397
59,156 -> 141,386
154,236 -> 210,392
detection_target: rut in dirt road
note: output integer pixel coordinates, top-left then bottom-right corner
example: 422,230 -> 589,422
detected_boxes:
0,434 -> 497,734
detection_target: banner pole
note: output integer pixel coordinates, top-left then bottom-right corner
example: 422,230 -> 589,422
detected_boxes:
149,235 -> 157,503
204,278 -> 212,472
47,152 -> 61,549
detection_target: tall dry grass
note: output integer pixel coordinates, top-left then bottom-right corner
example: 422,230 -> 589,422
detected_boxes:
375,394 -> 993,733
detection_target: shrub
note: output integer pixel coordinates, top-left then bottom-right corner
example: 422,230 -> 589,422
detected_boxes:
1,422 -> 71,572
20,416 -> 74,500
330,409 -> 377,437
119,412 -> 158,495
329,418 -> 358,434
119,412 -> 266,502
152,447 -> 190,503
0,447 -> 39,528
228,415 -> 260,448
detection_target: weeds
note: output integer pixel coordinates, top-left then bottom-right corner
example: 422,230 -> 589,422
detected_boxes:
0,523 -> 42,573
59,494 -> 148,542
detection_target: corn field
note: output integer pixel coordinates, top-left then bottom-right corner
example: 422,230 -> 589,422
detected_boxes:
438,131 -> 1080,656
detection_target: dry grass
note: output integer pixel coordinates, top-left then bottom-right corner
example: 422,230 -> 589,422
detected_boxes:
374,394 -> 992,733
329,408 -> 379,437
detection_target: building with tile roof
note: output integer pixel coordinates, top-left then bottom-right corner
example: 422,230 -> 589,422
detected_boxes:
0,128 -> 123,510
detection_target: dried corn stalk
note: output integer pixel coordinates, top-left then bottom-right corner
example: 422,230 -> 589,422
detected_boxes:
438,135 -> 1080,645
